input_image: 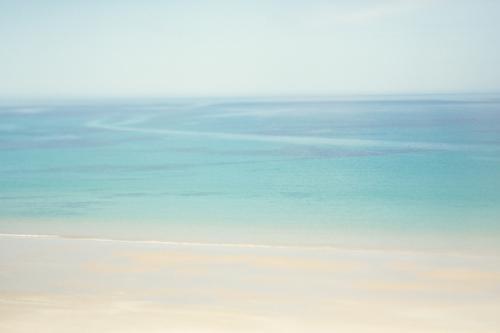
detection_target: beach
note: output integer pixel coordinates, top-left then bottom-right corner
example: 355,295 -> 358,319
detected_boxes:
1,233 -> 499,333
2,0 -> 500,330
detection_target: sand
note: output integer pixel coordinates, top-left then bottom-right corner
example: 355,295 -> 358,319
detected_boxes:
1,234 -> 499,332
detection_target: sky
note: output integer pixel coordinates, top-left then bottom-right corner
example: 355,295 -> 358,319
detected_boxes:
1,0 -> 500,98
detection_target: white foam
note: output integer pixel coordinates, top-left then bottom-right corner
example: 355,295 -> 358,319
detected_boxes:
0,232 -> 484,257
0,232 -> 309,250
11,107 -> 47,114
87,117 -> 472,151
0,233 -> 59,239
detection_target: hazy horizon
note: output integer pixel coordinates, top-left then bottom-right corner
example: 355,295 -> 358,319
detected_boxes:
1,91 -> 500,105
1,0 -> 500,98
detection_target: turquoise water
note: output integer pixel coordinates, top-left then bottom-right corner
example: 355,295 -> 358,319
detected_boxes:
1,96 -> 500,248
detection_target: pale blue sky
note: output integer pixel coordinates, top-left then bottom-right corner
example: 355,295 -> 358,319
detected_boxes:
1,0 -> 499,98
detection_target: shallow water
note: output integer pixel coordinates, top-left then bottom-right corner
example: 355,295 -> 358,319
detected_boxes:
1,95 -> 500,249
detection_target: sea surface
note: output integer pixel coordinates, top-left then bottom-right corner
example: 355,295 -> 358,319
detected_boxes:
1,95 -> 500,250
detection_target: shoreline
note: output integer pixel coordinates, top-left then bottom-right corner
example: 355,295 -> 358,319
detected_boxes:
1,232 -> 499,257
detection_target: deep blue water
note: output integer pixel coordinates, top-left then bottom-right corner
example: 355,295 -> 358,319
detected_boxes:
1,96 -> 500,247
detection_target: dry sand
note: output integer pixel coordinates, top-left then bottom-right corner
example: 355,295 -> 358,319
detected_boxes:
1,234 -> 499,332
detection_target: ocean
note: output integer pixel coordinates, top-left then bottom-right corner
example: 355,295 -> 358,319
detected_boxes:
1,95 -> 500,251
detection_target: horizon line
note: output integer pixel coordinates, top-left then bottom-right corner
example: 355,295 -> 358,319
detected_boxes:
1,90 -> 500,104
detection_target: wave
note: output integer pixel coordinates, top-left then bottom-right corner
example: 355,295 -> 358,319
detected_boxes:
0,232 -> 484,256
0,232 -> 314,250
0,232 -> 397,253
86,117 -> 473,152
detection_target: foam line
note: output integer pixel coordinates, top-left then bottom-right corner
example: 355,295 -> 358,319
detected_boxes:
0,233 -> 315,250
0,233 -> 484,257
87,117 -> 471,151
